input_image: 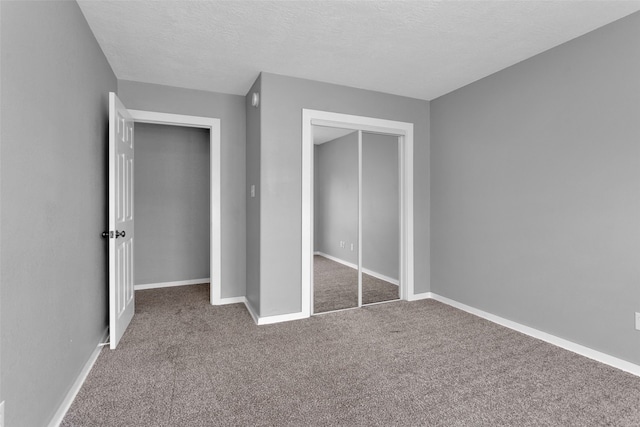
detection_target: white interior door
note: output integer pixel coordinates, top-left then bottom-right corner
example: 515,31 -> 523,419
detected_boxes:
108,92 -> 135,349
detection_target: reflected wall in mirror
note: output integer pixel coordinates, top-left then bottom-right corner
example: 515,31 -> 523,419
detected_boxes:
313,126 -> 359,313
361,132 -> 400,305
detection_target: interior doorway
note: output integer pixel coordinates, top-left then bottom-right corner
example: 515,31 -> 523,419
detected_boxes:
301,109 -> 415,318
108,94 -> 222,349
128,109 -> 222,305
133,123 -> 210,296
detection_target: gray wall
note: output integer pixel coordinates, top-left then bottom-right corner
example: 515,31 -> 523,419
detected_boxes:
314,133 -> 359,265
245,76 -> 261,313
260,73 -> 429,316
431,12 -> 640,365
362,133 -> 399,280
134,123 -> 210,285
117,80 -> 246,299
0,2 -> 116,425
314,132 -> 400,280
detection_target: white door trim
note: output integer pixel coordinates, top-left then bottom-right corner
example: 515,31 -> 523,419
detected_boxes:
357,130 -> 363,308
128,109 -> 223,306
302,109 -> 415,318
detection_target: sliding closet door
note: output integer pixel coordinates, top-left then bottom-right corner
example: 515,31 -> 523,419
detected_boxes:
361,132 -> 400,305
313,126 -> 359,313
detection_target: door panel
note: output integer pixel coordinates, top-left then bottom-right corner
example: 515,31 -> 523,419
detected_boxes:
361,132 -> 400,305
109,92 -> 135,349
313,126 -> 359,313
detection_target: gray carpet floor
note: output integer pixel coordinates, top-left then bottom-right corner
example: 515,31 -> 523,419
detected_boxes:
62,284 -> 640,426
314,255 -> 399,313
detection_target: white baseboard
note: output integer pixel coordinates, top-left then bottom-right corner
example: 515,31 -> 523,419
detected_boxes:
362,268 -> 399,286
216,296 -> 247,305
49,328 -> 109,427
429,293 -> 640,378
243,299 -> 307,325
244,299 -> 260,324
315,251 -> 357,269
134,278 -> 210,291
408,291 -> 432,301
315,252 -> 399,286
256,310 -> 308,325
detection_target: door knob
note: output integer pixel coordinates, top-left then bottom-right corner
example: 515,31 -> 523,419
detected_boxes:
101,230 -> 125,238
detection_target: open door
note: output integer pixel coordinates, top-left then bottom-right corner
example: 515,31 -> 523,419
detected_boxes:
108,92 -> 135,349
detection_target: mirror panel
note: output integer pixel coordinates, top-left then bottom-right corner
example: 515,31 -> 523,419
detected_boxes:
361,132 -> 400,305
313,125 -> 359,313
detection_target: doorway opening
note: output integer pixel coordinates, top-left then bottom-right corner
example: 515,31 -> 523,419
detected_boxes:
133,122 -> 210,301
128,109 -> 222,305
302,110 -> 415,317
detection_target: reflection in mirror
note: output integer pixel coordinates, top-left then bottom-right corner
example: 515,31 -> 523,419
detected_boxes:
361,132 -> 400,305
313,125 -> 359,313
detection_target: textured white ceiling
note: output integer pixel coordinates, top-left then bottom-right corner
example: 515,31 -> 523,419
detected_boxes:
77,1 -> 640,100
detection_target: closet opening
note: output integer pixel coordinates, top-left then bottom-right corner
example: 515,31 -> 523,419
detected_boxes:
302,109 -> 415,318
128,109 -> 222,306
133,123 -> 211,302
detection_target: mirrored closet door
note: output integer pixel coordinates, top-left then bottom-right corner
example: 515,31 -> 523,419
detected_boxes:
313,127 -> 400,314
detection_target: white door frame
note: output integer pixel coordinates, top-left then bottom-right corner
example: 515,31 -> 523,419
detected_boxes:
128,109 -> 223,305
302,109 -> 415,318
